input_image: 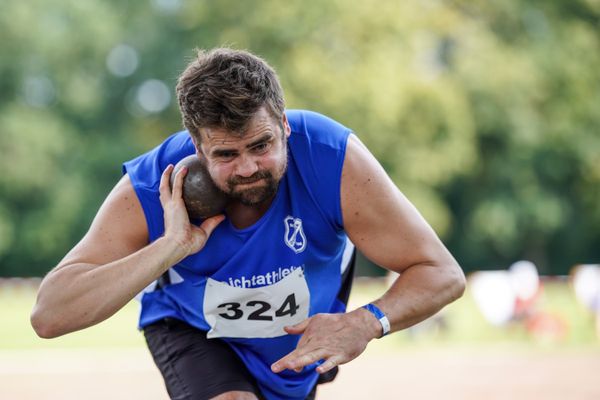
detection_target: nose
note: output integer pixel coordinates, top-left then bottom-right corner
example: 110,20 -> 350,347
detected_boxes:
234,153 -> 259,178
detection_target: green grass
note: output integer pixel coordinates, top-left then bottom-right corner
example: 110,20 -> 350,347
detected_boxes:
3,279 -> 599,351
2,284 -> 145,349
348,278 -> 600,353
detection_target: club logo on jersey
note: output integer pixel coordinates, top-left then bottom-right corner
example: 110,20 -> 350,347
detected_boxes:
284,216 -> 307,253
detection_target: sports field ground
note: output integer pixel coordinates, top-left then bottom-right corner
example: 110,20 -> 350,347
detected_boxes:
2,278 -> 599,399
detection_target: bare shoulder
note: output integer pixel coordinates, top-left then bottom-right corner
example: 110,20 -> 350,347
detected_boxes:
341,134 -> 455,272
56,174 -> 149,269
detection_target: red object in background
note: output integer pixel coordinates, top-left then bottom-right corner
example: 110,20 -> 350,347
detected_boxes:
513,282 -> 543,320
525,311 -> 568,342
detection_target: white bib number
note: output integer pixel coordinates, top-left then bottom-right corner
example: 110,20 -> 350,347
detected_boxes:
203,268 -> 310,338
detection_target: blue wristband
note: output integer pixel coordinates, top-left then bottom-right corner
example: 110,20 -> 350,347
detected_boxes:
362,303 -> 391,337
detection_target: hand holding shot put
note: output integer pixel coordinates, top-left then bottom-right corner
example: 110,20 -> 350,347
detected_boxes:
32,48 -> 465,400
160,160 -> 225,257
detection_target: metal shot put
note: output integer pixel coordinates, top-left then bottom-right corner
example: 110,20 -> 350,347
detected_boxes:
170,155 -> 229,219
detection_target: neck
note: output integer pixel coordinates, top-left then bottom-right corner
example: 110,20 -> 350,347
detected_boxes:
226,197 -> 274,229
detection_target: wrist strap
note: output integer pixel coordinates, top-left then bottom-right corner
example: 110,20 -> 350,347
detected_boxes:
362,303 -> 391,337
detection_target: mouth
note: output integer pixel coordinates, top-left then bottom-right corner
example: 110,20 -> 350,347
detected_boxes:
235,179 -> 265,188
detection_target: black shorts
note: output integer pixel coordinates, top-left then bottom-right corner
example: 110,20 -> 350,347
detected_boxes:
144,250 -> 356,400
144,318 -> 266,399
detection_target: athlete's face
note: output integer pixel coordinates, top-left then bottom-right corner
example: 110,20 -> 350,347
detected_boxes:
195,107 -> 291,207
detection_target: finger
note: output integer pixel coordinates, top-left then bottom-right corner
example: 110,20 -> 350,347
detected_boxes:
316,355 -> 344,374
159,164 -> 174,204
271,348 -> 328,374
291,350 -> 329,371
171,166 -> 188,200
198,214 -> 226,237
271,350 -> 302,373
284,317 -> 311,335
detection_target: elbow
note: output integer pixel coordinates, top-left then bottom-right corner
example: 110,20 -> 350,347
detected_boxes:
30,304 -> 63,339
449,262 -> 467,301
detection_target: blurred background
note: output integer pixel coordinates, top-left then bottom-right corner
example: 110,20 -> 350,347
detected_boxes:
1,0 -> 600,399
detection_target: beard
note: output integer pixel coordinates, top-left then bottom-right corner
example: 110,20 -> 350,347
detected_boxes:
226,155 -> 288,207
227,171 -> 278,206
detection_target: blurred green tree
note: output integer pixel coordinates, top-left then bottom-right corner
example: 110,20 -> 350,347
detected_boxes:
0,0 -> 598,276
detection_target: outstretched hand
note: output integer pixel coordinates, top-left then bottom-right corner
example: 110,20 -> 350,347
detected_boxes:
159,164 -> 225,257
271,310 -> 381,375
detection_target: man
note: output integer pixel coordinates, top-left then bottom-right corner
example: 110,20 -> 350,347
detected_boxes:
31,48 -> 465,400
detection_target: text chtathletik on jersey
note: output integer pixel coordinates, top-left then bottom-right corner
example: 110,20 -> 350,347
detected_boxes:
227,265 -> 305,289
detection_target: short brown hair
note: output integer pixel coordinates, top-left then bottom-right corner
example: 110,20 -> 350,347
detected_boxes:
176,48 -> 285,139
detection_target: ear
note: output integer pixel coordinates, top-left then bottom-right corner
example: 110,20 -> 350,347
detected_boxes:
281,114 -> 291,139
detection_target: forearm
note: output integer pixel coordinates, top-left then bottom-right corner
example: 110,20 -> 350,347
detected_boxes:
365,262 -> 465,335
31,237 -> 186,338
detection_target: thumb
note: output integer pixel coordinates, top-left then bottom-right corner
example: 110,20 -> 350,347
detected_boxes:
284,317 -> 310,335
198,214 -> 226,237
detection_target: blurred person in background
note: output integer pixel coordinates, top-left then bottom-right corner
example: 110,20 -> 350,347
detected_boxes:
30,47 -> 465,400
571,264 -> 600,340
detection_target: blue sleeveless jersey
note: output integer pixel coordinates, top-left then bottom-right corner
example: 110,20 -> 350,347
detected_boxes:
123,110 -> 353,400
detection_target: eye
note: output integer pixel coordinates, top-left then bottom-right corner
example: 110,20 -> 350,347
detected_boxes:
252,142 -> 270,153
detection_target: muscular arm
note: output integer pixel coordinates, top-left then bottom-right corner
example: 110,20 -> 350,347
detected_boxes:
341,134 -> 465,332
272,134 -> 465,374
31,167 -> 223,338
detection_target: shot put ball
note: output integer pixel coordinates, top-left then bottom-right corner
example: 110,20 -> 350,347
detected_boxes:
169,155 -> 229,219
